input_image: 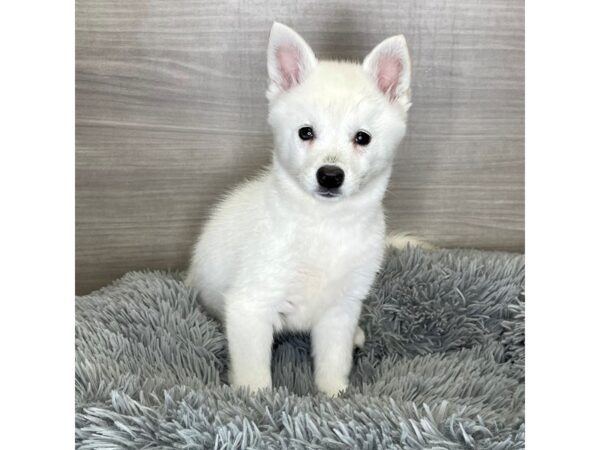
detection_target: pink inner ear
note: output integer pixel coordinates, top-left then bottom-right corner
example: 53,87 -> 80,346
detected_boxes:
376,55 -> 403,98
277,45 -> 302,90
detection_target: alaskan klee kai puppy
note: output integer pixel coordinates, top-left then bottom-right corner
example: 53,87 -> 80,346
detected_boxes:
186,22 -> 419,396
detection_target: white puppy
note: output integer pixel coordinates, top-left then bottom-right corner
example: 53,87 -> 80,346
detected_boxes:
186,22 -> 414,396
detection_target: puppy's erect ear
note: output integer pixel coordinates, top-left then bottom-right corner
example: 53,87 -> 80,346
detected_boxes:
267,22 -> 317,97
363,35 -> 411,108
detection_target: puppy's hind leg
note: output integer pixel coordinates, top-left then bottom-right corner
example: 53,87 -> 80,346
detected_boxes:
353,326 -> 365,349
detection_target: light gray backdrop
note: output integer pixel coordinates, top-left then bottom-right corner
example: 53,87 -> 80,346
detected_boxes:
76,0 -> 524,294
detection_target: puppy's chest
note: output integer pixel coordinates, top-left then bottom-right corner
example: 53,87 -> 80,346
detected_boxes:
276,231 -> 376,330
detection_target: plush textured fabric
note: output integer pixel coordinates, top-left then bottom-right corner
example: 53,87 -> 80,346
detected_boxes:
75,247 -> 525,449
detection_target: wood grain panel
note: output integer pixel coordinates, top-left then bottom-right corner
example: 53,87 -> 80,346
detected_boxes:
76,0 -> 524,294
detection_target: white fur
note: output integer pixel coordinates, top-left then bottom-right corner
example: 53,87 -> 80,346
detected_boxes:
186,22 -> 412,396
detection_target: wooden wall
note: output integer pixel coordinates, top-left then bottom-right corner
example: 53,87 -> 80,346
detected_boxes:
76,0 -> 524,294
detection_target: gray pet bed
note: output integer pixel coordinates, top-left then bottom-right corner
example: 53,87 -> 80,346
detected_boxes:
76,247 -> 525,449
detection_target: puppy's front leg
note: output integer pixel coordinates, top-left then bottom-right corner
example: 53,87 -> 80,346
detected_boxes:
311,304 -> 360,396
225,297 -> 274,392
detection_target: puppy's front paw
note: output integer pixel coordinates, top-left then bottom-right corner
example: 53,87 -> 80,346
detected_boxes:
317,378 -> 348,397
230,371 -> 272,394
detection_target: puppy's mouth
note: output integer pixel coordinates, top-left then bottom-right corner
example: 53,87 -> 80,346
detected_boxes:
315,188 -> 342,199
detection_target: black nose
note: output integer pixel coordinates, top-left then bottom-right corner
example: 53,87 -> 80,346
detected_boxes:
316,165 -> 345,189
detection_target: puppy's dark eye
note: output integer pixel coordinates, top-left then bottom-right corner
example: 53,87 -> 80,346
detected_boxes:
354,131 -> 371,146
298,126 -> 314,141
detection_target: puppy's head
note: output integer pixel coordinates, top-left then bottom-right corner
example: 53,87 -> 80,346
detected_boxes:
266,22 -> 411,201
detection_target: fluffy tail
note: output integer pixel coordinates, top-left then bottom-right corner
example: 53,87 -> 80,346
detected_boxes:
386,231 -> 435,250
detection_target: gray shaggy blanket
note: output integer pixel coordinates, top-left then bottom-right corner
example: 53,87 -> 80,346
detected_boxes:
76,247 -> 525,449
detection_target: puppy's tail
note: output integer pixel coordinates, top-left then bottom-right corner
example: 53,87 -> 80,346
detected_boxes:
386,231 -> 435,250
